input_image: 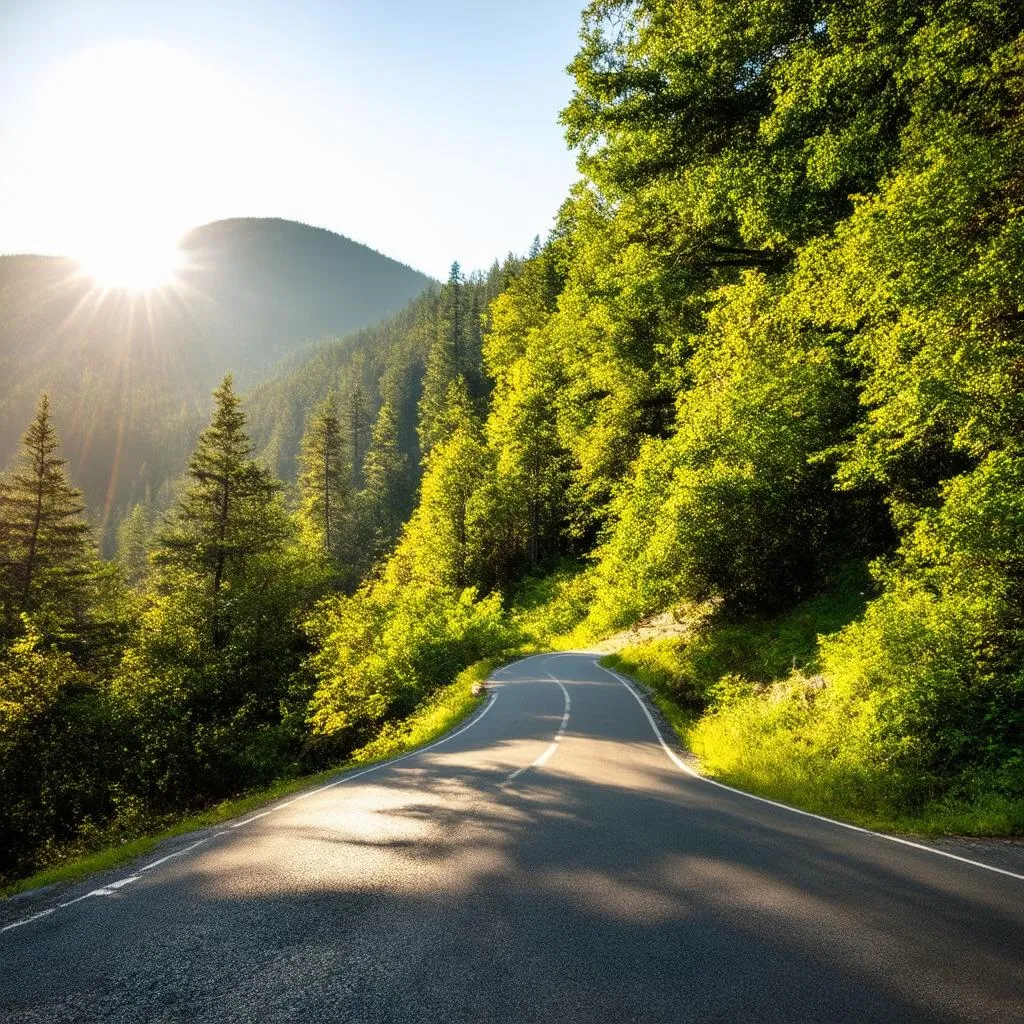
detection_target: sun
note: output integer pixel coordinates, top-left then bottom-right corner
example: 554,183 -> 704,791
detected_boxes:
41,42 -> 220,291
79,236 -> 183,291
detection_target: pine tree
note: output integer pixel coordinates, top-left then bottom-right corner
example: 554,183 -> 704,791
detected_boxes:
362,398 -> 409,556
155,376 -> 288,647
441,260 -> 464,370
297,394 -> 349,561
341,381 -> 370,489
398,378 -> 487,588
115,504 -> 151,589
0,395 -> 94,637
418,262 -> 466,458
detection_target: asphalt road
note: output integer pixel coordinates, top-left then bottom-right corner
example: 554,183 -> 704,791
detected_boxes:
2,652 -> 1023,1023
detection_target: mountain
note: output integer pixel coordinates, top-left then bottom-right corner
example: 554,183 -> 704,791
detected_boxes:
0,218 -> 433,534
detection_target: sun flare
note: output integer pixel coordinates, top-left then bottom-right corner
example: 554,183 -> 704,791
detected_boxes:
79,237 -> 183,290
41,42 -> 223,291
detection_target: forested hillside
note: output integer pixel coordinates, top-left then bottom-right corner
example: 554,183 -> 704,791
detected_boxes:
303,0 -> 1024,831
245,259 -> 512,486
0,218 -> 432,539
2,0 -> 1022,887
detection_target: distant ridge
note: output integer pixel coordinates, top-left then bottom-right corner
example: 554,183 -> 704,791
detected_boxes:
0,218 -> 434,529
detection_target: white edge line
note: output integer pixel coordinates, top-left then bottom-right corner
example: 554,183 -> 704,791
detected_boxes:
107,875 -> 140,890
596,660 -> 1024,884
284,688 -> 499,804
230,811 -> 273,829
0,908 -> 54,933
1,690 -> 502,938
138,837 -> 211,873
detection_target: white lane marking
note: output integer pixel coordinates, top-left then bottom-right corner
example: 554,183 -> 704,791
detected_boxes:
72,875 -> 141,900
1,689 -> 502,938
138,837 -> 211,873
284,689 -> 499,805
503,658 -> 572,785
56,874 -> 142,908
596,660 -> 1024,884
106,875 -> 140,890
0,908 -> 55,933
230,811 -> 273,828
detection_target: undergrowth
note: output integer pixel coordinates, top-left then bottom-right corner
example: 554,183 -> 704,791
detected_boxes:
3,657 -> 496,899
605,565 -> 1024,838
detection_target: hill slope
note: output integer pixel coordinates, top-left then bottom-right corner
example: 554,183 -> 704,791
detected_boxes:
0,218 -> 432,531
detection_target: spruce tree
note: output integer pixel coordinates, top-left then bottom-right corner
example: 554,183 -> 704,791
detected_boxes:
0,395 -> 94,637
400,378 -> 487,588
418,261 -> 466,458
341,382 -> 370,489
115,504 -> 151,589
362,398 -> 409,556
297,394 -> 349,561
155,376 -> 287,647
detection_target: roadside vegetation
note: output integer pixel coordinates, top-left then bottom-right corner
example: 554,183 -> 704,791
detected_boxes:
2,657 -> 493,899
606,565 -> 1024,836
3,0 -> 1023,890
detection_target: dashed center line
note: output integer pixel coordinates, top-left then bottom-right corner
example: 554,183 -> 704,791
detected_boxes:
503,663 -> 571,785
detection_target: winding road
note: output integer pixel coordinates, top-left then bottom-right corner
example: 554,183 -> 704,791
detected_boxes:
2,653 -> 1023,1022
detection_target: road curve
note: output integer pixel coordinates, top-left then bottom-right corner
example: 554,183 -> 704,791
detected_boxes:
2,652 -> 1022,1023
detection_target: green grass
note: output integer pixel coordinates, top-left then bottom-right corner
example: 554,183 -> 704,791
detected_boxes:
2,656 -> 505,900
601,649 -> 698,739
602,568 -> 1024,839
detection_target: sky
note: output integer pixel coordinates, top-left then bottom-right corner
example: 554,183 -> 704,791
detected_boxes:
0,0 -> 584,278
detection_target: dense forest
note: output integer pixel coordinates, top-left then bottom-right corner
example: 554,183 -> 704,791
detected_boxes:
0,218 -> 431,542
2,0 -> 1023,884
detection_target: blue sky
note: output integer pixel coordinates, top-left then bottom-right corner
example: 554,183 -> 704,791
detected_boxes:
0,0 -> 583,276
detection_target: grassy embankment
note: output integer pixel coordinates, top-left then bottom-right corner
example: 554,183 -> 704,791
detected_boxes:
2,657 -> 501,899
602,566 -> 1023,837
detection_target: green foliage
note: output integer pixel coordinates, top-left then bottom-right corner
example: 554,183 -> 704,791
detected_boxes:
112,381 -> 324,810
476,255 -> 570,582
304,581 -> 508,743
155,376 -> 292,648
113,549 -> 315,808
360,395 -> 411,560
608,566 -> 870,708
347,656 -> 494,766
611,571 -> 1023,833
395,382 -> 491,588
509,562 -> 595,648
0,395 -> 105,647
296,393 -> 352,582
116,504 -> 152,589
0,628 -> 122,879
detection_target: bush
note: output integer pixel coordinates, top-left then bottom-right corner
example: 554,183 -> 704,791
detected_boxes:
304,581 -> 509,742
683,581 -> 1024,828
0,628 -> 122,880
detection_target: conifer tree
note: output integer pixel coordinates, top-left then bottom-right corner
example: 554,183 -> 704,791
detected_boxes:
115,504 -> 151,589
362,398 -> 409,556
0,395 -> 94,636
155,376 -> 287,647
297,394 -> 349,561
399,379 -> 487,588
418,261 -> 466,457
341,381 -> 370,489
441,260 -> 464,369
